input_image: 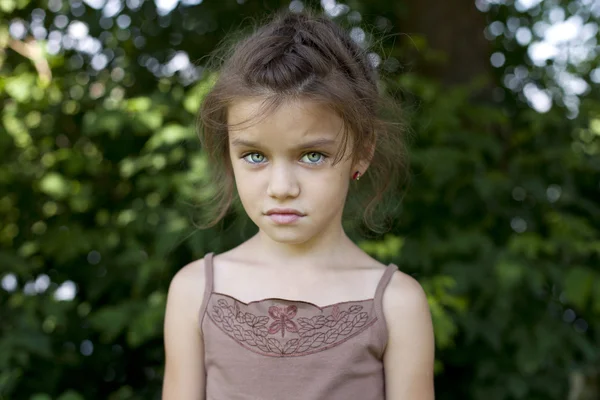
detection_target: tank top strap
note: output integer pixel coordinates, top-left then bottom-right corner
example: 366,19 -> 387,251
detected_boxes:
203,252 -> 215,294
198,252 -> 215,331
373,263 -> 398,356
374,263 -> 397,303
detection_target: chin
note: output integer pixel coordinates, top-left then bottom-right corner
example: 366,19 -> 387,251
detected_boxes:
259,225 -> 318,245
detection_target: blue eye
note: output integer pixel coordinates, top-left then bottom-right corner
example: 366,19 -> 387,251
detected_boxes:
301,152 -> 325,164
243,153 -> 266,164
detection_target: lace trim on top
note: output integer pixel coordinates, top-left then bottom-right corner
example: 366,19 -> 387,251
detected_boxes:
207,292 -> 378,358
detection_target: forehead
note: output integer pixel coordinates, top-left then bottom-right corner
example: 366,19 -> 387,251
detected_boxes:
227,97 -> 345,144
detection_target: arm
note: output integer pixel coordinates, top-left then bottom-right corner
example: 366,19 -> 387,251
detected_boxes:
162,259 -> 207,400
383,272 -> 435,399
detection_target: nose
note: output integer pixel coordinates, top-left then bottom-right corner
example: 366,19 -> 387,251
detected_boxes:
267,162 -> 300,200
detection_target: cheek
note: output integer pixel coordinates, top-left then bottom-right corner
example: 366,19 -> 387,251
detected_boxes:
232,166 -> 263,203
305,169 -> 349,204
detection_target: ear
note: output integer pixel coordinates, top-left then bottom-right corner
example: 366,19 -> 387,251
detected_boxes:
350,139 -> 376,178
351,158 -> 370,178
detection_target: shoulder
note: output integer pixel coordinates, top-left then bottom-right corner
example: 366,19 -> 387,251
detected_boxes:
165,257 -> 208,330
381,270 -> 432,343
168,257 -> 207,299
382,269 -> 430,318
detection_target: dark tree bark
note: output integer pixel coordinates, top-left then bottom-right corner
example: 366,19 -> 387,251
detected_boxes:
400,0 -> 492,88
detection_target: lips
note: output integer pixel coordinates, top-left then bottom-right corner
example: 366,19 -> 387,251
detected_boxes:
265,208 -> 305,224
265,208 -> 304,216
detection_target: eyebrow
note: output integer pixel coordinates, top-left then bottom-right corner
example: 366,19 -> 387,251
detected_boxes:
230,138 -> 337,150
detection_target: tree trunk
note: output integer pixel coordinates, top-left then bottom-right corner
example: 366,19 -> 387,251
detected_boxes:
400,0 -> 492,88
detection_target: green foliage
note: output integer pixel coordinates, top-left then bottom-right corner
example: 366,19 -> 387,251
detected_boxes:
1,0 -> 599,399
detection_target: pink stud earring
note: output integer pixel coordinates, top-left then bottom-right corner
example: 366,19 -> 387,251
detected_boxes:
352,171 -> 361,181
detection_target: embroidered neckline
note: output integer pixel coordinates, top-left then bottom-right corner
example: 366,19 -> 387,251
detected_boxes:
211,291 -> 374,311
207,293 -> 378,357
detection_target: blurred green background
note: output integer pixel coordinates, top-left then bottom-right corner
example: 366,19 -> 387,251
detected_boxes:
1,0 -> 599,399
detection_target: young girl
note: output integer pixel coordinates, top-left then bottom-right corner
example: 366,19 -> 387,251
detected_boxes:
163,8 -> 434,400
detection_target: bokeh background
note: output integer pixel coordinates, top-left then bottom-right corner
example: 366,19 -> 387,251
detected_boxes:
1,0 -> 599,399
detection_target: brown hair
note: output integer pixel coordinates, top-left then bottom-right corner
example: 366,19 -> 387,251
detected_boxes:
197,8 -> 409,233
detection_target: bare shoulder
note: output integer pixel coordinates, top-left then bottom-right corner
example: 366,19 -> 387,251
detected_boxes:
169,258 -> 206,296
166,257 -> 207,329
382,269 -> 430,314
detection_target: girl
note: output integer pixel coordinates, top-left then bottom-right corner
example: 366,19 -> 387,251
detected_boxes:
163,8 -> 434,400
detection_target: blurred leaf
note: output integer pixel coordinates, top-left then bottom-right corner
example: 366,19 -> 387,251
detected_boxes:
495,259 -> 524,288
30,394 -> 52,400
593,279 -> 600,313
107,386 -> 134,400
57,391 -> 85,400
38,173 -> 70,200
132,110 -> 163,133
89,303 -> 142,343
127,295 -> 166,348
183,73 -> 217,114
124,97 -> 152,112
143,124 -> 195,151
564,266 -> 594,309
82,111 -> 125,136
359,234 -> 404,260
4,73 -> 36,102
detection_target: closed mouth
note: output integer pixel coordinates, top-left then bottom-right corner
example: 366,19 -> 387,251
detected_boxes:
265,209 -> 305,216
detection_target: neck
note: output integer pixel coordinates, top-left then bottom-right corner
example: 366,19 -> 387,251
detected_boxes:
249,223 -> 357,271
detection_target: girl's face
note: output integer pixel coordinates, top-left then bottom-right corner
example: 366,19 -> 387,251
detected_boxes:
227,98 -> 361,245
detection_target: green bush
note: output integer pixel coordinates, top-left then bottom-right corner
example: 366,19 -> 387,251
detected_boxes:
1,0 -> 598,399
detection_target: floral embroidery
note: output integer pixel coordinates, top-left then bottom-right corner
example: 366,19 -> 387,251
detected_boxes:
208,295 -> 376,357
268,305 -> 299,337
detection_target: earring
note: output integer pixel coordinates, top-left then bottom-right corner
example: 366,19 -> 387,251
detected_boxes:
352,171 -> 361,181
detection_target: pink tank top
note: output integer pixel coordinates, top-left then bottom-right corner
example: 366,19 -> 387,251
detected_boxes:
198,253 -> 397,400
